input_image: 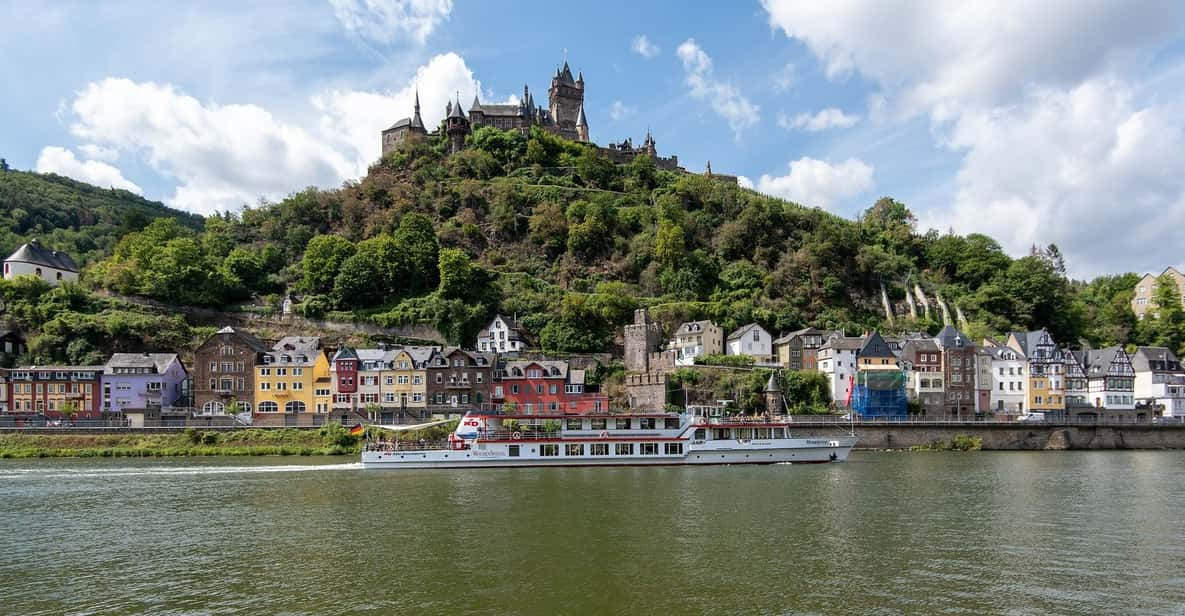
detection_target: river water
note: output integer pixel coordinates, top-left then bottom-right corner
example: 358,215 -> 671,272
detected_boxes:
2,452 -> 1183,615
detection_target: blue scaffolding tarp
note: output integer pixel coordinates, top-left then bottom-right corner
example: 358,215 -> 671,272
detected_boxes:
852,370 -> 907,418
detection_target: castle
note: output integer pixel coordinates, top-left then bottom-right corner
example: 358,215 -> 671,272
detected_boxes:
381,60 -> 683,171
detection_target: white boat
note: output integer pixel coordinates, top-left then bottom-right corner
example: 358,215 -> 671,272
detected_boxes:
361,409 -> 857,469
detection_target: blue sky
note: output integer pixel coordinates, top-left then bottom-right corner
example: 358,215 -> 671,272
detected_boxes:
3,0 -> 1185,278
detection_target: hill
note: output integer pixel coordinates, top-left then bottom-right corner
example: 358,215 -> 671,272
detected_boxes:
0,168 -> 205,266
3,127 -> 1180,363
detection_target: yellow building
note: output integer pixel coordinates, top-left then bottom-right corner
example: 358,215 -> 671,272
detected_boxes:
380,347 -> 433,410
1006,329 -> 1065,415
255,336 -> 331,422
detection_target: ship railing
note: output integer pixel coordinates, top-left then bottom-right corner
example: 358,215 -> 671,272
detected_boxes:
364,441 -> 448,452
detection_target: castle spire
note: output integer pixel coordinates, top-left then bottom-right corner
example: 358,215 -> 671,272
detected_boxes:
470,92 -> 481,111
575,103 -> 589,142
411,88 -> 424,129
576,104 -> 587,127
706,160 -> 712,176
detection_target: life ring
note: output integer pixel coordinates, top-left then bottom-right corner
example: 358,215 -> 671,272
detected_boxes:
599,431 -> 609,438
511,432 -> 522,440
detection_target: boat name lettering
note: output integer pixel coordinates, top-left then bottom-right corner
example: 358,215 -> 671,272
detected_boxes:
805,440 -> 830,445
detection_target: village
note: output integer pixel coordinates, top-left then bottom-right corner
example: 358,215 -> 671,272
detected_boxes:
2,239 -> 1183,428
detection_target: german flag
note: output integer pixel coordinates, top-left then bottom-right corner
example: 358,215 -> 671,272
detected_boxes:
349,424 -> 365,436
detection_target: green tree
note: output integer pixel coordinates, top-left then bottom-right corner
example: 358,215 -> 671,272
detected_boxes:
333,251 -> 385,307
394,213 -> 440,291
437,248 -> 475,300
654,220 -> 686,267
300,234 -> 356,294
528,201 -> 568,256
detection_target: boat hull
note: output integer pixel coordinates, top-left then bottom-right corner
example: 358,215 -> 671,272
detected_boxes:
361,436 -> 858,469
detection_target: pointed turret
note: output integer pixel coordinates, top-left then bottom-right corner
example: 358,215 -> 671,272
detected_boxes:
575,104 -> 589,142
447,94 -> 466,119
470,92 -> 482,111
560,61 -> 575,84
410,89 -> 425,129
445,94 -> 469,155
764,371 -> 781,393
706,160 -> 712,176
576,70 -> 584,88
764,371 -> 783,415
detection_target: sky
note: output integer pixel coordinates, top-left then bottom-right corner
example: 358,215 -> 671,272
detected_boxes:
2,0 -> 1185,279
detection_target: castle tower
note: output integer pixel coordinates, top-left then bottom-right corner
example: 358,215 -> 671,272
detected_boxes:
764,371 -> 783,415
445,95 -> 470,155
643,129 -> 657,157
411,89 -> 425,130
624,308 -> 661,373
549,61 -> 584,139
575,104 -> 589,142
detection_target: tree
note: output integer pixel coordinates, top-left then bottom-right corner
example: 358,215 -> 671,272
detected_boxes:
300,234 -> 356,294
654,220 -> 686,267
394,213 -> 440,291
334,251 -> 385,307
437,248 -> 475,300
528,201 -> 568,255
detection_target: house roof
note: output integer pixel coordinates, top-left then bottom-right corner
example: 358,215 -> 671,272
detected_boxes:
5,238 -> 78,272
677,320 -> 716,335
1085,346 -> 1127,376
934,325 -> 972,350
332,347 -> 359,361
858,332 -> 896,359
502,360 -> 568,379
104,353 -> 180,374
212,326 -> 270,353
265,336 -> 322,366
1130,346 -> 1182,372
477,314 -> 531,343
764,372 -> 780,393
821,336 -> 865,351
569,369 -> 587,386
903,339 -> 940,355
772,327 -> 837,345
726,323 -> 767,341
14,364 -> 104,372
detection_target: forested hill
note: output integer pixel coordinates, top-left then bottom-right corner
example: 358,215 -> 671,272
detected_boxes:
3,126 -> 1174,364
0,168 -> 205,266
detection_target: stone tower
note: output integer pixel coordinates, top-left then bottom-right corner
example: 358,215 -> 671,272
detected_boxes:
764,371 -> 783,415
549,62 -> 585,140
576,104 -> 589,142
445,95 -> 469,155
624,308 -> 661,373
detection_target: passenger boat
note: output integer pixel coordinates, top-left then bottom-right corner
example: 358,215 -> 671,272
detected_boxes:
361,408 -> 857,469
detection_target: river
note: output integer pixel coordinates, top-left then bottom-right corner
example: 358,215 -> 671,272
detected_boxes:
1,452 -> 1183,615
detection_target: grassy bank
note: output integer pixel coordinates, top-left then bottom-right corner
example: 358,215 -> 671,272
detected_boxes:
0,426 -> 362,459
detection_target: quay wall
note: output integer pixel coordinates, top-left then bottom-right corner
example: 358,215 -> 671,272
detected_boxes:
789,423 -> 1185,450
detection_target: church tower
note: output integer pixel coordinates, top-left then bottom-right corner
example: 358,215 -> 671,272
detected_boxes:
549,61 -> 584,140
445,95 -> 470,155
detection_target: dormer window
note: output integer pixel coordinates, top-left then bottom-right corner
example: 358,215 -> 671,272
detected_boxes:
281,355 -> 291,363
297,355 -> 308,363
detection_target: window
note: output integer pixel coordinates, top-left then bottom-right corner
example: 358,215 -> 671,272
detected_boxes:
259,382 -> 271,391
398,375 -> 410,385
316,388 -> 331,396
292,382 -> 303,391
385,376 -> 394,385
412,393 -> 424,402
639,418 -> 656,430
508,445 -> 520,457
616,418 -> 631,430
615,443 -> 633,456
510,385 -> 520,395
258,401 -> 278,413
540,444 -> 559,457
664,443 -> 683,455
549,384 -> 558,395
285,401 -> 306,414
260,368 -> 271,376
566,418 -> 582,430
293,368 -> 303,376
202,401 -> 225,415
664,418 -> 680,430
590,418 -> 607,430
535,384 -> 544,395
565,443 -> 584,456
276,368 -> 287,376
590,443 -> 609,456
640,443 -> 659,455
413,376 -> 423,385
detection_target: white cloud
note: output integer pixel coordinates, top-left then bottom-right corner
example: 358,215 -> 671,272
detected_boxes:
922,78 -> 1185,277
608,100 -> 636,121
631,34 -> 660,59
778,108 -> 860,131
756,157 -> 874,209
314,52 -> 479,174
676,39 -> 759,137
77,143 -> 119,162
35,146 -> 142,193
329,0 -> 453,44
58,54 -> 481,215
760,0 -> 1182,118
772,63 -> 796,93
760,0 -> 1185,275
67,78 -> 354,214
737,175 -> 754,190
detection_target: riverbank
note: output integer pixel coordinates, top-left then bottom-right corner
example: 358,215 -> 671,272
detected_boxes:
0,427 -> 362,458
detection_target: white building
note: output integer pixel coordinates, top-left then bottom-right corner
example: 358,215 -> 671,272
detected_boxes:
475,315 -> 531,353
1084,346 -> 1135,410
3,239 -> 79,286
1130,347 -> 1184,417
987,345 -> 1027,415
668,320 -> 723,366
725,323 -> 775,365
817,336 -> 863,408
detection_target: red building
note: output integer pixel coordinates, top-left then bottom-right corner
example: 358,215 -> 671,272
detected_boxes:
4,365 -> 104,417
332,347 -> 359,395
495,360 -> 607,414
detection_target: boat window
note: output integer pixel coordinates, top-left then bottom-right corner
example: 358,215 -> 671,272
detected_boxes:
566,418 -> 582,431
639,418 -> 656,430
694,429 -> 706,440
508,445 -> 520,457
565,443 -> 584,456
715,428 -> 731,439
615,443 -> 633,456
772,428 -> 784,439
640,443 -> 659,455
756,428 -> 770,439
540,444 -> 559,457
615,418 -> 631,430
590,418 -> 607,430
590,443 -> 609,456
664,418 -> 680,430
664,443 -> 683,455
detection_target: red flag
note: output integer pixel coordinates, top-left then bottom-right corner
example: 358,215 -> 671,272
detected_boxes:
349,424 -> 364,435
845,375 -> 855,406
